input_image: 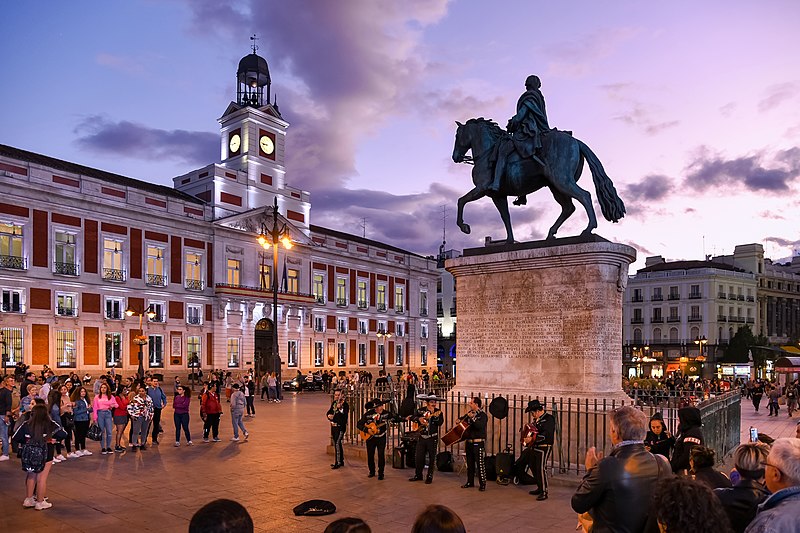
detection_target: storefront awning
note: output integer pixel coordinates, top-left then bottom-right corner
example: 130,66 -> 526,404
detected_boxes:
774,356 -> 800,372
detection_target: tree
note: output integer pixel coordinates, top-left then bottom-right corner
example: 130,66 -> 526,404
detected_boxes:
726,326 -> 769,369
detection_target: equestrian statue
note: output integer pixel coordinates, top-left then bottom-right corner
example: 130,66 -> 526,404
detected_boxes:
452,75 -> 626,244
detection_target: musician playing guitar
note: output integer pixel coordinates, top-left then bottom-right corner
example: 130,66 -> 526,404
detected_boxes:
327,389 -> 349,470
525,399 -> 556,501
356,398 -> 391,480
408,396 -> 444,484
460,396 -> 489,491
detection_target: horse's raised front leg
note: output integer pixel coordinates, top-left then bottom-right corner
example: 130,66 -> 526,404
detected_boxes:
456,187 -> 486,235
491,196 -> 514,244
546,187 -> 576,240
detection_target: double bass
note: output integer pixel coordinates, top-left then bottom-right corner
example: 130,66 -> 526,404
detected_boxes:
441,410 -> 476,447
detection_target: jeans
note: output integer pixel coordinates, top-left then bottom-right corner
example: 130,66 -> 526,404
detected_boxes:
151,408 -> 162,440
232,412 -> 247,438
97,410 -> 114,449
203,413 -> 221,439
174,413 -> 191,442
0,417 -> 9,456
246,396 -> 255,415
268,386 -> 277,400
130,416 -> 151,446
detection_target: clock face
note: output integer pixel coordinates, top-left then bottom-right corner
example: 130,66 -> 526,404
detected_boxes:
229,133 -> 241,154
259,135 -> 275,155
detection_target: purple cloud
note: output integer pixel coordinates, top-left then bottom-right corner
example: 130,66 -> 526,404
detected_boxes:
624,174 -> 674,201
758,82 -> 799,112
73,115 -> 217,165
684,146 -> 800,192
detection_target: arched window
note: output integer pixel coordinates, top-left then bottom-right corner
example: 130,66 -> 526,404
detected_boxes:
633,328 -> 643,343
669,327 -> 679,342
653,328 -> 662,342
690,326 -> 700,341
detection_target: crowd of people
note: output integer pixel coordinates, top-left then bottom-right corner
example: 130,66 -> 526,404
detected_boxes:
0,365 -> 264,511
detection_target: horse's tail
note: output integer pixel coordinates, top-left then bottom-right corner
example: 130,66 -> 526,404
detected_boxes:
577,140 -> 626,222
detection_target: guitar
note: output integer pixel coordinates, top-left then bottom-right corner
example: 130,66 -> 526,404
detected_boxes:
359,421 -> 379,441
520,422 -> 539,448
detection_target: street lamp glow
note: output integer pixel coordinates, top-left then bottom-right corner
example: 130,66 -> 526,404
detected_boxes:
281,236 -> 293,249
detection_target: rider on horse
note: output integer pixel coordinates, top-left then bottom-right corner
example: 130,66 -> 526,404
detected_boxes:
488,75 -> 551,205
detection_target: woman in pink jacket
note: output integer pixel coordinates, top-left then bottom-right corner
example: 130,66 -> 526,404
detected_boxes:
91,382 -> 117,455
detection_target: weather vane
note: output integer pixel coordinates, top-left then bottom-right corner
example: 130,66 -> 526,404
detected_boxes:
250,33 -> 259,54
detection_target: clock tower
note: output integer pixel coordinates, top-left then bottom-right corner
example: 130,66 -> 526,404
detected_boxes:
174,43 -> 310,231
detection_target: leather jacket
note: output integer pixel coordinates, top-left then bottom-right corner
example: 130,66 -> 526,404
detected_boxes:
714,479 -> 770,533
571,443 -> 671,533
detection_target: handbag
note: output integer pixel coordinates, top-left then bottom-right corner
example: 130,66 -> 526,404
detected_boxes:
87,423 -> 102,441
61,411 -> 75,430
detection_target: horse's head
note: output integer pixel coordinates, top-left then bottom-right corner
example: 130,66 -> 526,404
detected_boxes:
452,120 -> 471,163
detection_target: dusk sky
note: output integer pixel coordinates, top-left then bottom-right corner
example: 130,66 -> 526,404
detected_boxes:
2,1 -> 799,269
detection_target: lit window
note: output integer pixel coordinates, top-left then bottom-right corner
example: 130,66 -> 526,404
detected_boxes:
146,246 -> 165,285
313,273 -> 325,303
358,343 -> 366,366
227,338 -> 240,368
314,342 -> 324,367
0,327 -> 23,367
337,342 -> 346,366
287,340 -> 298,367
187,336 -> 201,368
287,269 -> 299,294
105,332 -> 122,367
149,335 -> 164,367
57,330 -> 77,368
227,259 -> 241,286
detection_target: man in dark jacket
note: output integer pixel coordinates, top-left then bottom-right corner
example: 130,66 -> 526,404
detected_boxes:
326,389 -> 348,470
671,406 -> 704,474
571,406 -> 672,533
714,442 -> 770,533
460,396 -> 489,491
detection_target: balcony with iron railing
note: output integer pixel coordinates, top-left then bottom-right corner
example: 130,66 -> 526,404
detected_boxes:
736,295 -> 745,301
187,316 -> 202,325
717,315 -> 727,322
395,305 -> 404,313
730,316 -> 745,323
728,293 -> 736,299
357,300 -> 368,310
651,295 -> 663,301
315,295 -> 325,304
2,302 -> 25,313
54,262 -> 79,276
746,296 -> 755,302
666,316 -> 681,322
146,273 -> 167,287
57,306 -> 77,317
377,303 -> 387,312
149,314 -> 166,323
718,292 -> 727,299
650,316 -> 663,323
0,255 -> 27,270
336,298 -> 348,307
631,295 -> 644,303
103,268 -> 126,282
631,317 -> 644,324
185,279 -> 204,291
668,294 -> 680,301
104,310 -> 123,320
688,314 -> 703,322
314,325 -> 325,332
746,317 -> 755,324
688,293 -> 702,299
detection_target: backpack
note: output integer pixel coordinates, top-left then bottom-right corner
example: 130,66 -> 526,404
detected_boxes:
21,441 -> 48,473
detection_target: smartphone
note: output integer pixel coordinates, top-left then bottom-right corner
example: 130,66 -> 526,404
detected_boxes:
749,427 -> 758,443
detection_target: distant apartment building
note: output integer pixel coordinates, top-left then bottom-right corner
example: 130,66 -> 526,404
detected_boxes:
435,247 -> 461,376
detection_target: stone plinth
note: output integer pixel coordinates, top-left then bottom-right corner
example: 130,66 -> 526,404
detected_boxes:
446,235 -> 636,401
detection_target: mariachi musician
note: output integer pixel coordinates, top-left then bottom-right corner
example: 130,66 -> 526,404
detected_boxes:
460,396 -> 489,491
512,401 -> 540,484
525,399 -> 555,500
327,389 -> 349,470
408,395 -> 444,484
357,398 -> 392,480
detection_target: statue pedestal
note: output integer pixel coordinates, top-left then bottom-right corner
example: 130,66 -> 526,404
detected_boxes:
446,235 -> 636,401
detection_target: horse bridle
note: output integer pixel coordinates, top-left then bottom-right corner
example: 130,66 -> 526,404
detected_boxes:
456,126 -> 493,166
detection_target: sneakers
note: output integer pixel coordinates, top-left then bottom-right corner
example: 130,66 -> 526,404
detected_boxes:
174,442 -> 180,447
187,441 -> 193,446
244,432 -> 249,441
212,438 -> 221,442
23,496 -> 36,508
114,446 -> 124,453
67,452 -> 79,458
0,454 -> 10,462
52,456 -> 63,463
35,499 -> 53,511
56,454 -> 67,461
82,450 -> 92,456
231,437 -> 240,442
203,438 -> 209,443
74,450 -> 85,457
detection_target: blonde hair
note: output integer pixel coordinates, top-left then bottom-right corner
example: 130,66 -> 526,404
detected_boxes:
733,442 -> 770,478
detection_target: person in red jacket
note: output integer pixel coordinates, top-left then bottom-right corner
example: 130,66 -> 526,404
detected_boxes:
200,383 -> 222,443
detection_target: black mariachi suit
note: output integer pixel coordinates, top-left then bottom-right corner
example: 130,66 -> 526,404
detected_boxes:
357,409 -> 391,476
327,399 -> 349,467
412,407 -> 444,481
531,412 -> 556,494
462,409 -> 488,488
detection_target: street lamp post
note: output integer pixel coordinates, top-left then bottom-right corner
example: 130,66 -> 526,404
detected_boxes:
377,331 -> 392,375
257,197 -> 293,399
125,304 -> 156,381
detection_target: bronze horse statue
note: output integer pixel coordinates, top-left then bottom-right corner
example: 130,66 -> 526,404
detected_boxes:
452,118 -> 625,243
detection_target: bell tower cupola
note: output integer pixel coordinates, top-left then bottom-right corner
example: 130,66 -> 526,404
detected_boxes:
237,35 -> 271,108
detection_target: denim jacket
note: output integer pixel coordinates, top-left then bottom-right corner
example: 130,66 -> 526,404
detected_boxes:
745,486 -> 800,533
73,397 -> 92,422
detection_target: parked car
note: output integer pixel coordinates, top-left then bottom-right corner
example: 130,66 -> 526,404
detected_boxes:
282,374 -> 323,391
